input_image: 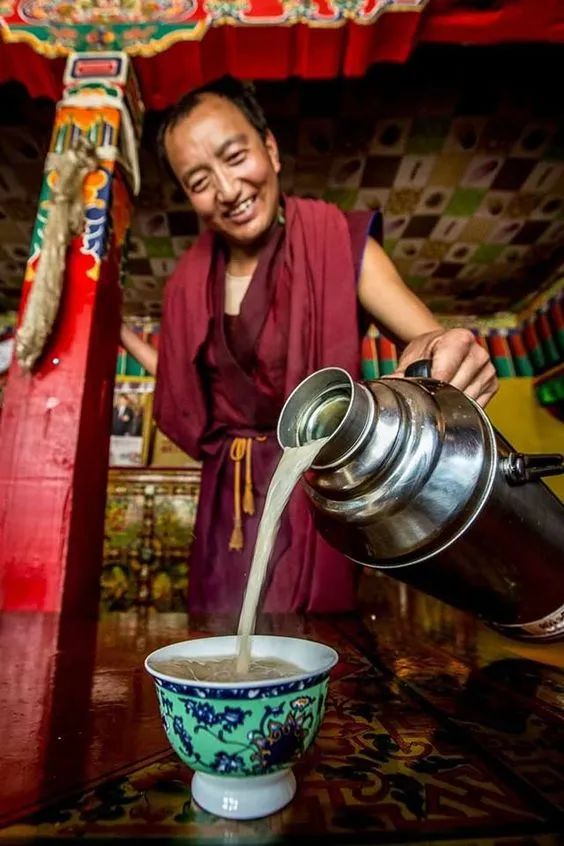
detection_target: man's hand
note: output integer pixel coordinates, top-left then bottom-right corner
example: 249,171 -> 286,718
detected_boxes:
356,240 -> 498,406
394,328 -> 498,407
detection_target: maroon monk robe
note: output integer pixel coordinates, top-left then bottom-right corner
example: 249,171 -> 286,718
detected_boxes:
154,197 -> 381,615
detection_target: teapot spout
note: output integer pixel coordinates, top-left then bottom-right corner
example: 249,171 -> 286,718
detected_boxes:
277,367 -> 374,469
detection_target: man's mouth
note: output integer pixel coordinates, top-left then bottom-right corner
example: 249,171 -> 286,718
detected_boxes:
225,195 -> 257,220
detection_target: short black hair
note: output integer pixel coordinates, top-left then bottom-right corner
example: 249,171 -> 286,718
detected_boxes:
157,75 -> 269,168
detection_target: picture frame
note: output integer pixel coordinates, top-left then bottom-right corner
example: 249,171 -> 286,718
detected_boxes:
109,376 -> 154,468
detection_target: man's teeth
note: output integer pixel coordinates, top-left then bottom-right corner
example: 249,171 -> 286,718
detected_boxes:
230,197 -> 254,217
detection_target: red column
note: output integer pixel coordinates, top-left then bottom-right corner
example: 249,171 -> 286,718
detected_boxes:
0,52 -> 143,615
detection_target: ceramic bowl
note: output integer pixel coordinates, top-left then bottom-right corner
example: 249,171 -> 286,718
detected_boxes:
145,634 -> 338,819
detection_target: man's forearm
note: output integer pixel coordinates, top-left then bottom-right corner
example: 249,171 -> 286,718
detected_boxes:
120,325 -> 158,376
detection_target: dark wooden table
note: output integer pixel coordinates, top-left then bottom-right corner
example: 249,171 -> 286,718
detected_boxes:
1,570 -> 563,844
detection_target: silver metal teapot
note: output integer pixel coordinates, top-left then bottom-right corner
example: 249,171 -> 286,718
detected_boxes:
277,362 -> 564,640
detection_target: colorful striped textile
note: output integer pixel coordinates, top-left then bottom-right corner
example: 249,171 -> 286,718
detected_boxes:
360,325 -> 398,380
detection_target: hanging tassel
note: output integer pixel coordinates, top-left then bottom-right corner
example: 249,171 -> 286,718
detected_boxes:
229,529 -> 244,552
243,437 -> 255,516
16,137 -> 99,372
229,438 -> 246,551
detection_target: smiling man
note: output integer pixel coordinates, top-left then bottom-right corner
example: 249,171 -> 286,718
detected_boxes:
120,75 -> 497,617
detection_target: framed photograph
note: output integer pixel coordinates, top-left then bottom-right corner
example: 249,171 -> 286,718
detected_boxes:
109,377 -> 154,468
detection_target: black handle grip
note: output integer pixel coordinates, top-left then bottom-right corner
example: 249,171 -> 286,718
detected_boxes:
503,452 -> 564,484
405,359 -> 432,379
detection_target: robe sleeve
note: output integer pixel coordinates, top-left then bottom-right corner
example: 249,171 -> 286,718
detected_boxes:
343,208 -> 383,335
345,209 -> 383,283
153,245 -> 211,460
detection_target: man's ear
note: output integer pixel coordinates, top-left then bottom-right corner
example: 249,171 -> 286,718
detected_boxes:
264,130 -> 281,174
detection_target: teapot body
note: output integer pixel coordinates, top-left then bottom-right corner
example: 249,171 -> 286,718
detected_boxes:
278,367 -> 564,640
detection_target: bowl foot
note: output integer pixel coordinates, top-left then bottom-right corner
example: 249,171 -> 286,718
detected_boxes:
192,769 -> 296,820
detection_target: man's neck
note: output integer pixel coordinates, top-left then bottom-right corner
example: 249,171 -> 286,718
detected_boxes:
225,206 -> 280,276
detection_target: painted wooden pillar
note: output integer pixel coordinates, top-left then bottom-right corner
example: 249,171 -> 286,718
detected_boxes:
0,53 -> 143,615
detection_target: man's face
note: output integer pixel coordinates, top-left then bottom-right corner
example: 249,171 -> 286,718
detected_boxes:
164,94 -> 281,248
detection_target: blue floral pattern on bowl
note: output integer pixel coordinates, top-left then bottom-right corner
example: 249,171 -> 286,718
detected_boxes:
154,676 -> 329,776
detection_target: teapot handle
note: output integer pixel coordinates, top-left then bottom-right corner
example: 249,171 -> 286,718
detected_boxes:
405,359 -> 432,379
501,451 -> 564,484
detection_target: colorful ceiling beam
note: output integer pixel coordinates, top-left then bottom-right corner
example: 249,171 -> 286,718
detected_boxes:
0,0 -> 427,56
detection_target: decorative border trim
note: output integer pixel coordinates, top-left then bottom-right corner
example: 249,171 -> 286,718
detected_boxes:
154,670 -> 330,699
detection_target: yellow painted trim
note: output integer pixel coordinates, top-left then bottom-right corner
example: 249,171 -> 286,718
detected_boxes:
123,21 -> 209,53
438,312 -> 518,331
0,22 -> 71,57
85,262 -> 101,281
115,374 -> 155,384
518,277 -> 564,322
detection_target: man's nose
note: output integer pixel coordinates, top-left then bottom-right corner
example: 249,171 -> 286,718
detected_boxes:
216,169 -> 240,204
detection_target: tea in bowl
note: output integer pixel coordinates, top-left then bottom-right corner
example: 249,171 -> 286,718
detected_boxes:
145,634 -> 338,819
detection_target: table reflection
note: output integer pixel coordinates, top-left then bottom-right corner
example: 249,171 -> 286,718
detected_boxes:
0,571 -> 562,843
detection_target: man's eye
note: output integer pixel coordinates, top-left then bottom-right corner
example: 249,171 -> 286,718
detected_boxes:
190,178 -> 208,193
228,151 -> 246,165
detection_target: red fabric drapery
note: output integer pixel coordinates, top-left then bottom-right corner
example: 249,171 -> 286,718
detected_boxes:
133,14 -> 426,110
0,13 -> 424,109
